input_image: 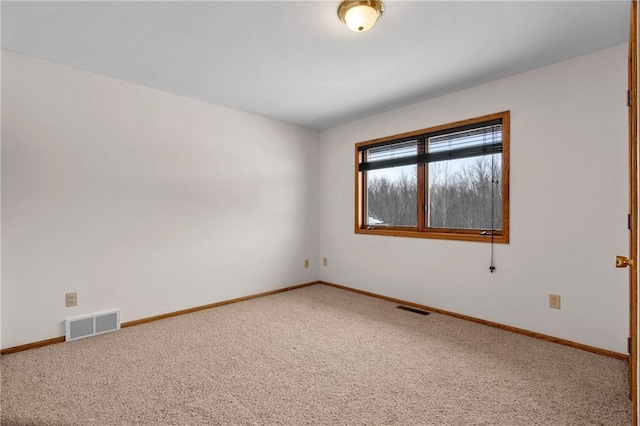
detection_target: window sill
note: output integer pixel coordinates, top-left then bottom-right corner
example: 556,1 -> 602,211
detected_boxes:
355,226 -> 509,244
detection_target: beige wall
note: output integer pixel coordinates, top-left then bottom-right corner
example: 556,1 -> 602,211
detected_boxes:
1,43 -> 631,355
318,44 -> 629,353
1,51 -> 320,349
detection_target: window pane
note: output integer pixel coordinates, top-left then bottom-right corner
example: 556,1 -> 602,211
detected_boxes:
428,154 -> 501,230
367,165 -> 417,227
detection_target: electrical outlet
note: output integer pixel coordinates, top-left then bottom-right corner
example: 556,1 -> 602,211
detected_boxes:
304,259 -> 309,268
549,294 -> 561,309
65,292 -> 77,307
323,257 -> 328,267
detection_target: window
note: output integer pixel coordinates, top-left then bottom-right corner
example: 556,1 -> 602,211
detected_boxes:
355,111 -> 509,243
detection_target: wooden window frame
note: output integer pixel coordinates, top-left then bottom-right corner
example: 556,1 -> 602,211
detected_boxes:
355,111 -> 510,244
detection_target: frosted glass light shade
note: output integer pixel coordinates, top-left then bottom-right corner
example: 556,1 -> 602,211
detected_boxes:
345,5 -> 378,32
338,1 -> 384,33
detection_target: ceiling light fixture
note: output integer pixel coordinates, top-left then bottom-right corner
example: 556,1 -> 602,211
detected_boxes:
337,0 -> 384,33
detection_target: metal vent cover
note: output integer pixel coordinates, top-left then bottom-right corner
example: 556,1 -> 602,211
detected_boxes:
396,305 -> 431,316
65,310 -> 120,341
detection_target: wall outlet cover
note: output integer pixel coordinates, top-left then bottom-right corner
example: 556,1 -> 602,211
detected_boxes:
65,292 -> 78,307
549,294 -> 561,309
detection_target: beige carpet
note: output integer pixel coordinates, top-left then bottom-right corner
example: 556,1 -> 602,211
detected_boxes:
1,284 -> 631,425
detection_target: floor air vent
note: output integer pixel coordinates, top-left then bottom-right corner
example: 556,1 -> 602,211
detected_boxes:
397,306 -> 431,316
65,309 -> 120,341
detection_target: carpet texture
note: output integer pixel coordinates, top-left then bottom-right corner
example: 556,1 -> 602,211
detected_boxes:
1,284 -> 632,425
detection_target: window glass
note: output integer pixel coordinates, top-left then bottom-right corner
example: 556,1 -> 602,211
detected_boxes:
367,165 -> 418,227
428,154 -> 501,230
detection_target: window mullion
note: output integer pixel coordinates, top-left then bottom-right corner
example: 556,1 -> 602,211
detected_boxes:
417,139 -> 426,231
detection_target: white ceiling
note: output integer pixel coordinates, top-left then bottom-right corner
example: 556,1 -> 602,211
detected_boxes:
1,1 -> 631,130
